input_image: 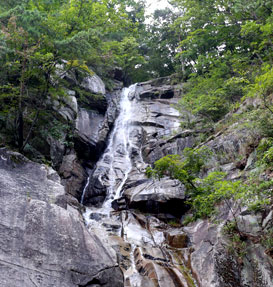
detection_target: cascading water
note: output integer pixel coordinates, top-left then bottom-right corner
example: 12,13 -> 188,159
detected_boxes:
102,84 -> 137,209
81,84 -> 137,211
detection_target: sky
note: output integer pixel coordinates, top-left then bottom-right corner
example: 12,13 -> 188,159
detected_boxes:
145,0 -> 171,15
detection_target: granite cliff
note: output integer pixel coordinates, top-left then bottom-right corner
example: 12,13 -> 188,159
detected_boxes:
0,75 -> 272,287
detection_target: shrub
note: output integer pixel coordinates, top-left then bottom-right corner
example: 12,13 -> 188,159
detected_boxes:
147,147 -> 246,219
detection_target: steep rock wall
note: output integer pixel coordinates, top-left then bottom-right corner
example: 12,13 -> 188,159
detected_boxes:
0,148 -> 123,287
82,78 -> 272,287
84,78 -> 194,214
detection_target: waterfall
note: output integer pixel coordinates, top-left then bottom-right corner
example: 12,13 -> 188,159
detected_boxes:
102,84 -> 136,209
81,83 -> 199,287
81,84 -> 137,209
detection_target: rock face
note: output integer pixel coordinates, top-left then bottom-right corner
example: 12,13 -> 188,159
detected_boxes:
2,74 -> 272,287
56,93 -> 78,122
75,108 -> 105,161
54,71 -> 122,199
123,178 -> 187,217
80,77 -> 273,287
74,89 -> 120,163
184,204 -> 273,287
59,153 -> 88,200
81,74 -> 106,95
84,208 -> 196,287
84,79 -> 194,209
0,148 -> 123,287
205,124 -> 261,177
79,79 -> 199,286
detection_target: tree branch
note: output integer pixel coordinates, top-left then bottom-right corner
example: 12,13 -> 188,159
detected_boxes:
20,110 -> 40,152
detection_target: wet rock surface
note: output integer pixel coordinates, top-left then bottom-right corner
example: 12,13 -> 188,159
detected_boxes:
74,86 -> 121,163
0,148 -> 123,287
53,73 -> 122,199
84,208 -> 196,287
84,81 -> 192,210
59,152 -> 88,200
80,81 -> 201,286
80,79 -> 272,287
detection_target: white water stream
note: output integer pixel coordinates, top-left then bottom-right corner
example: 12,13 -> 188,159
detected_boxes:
102,84 -> 137,209
81,84 -> 137,212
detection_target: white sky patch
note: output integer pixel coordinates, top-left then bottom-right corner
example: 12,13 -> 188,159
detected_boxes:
144,0 -> 172,15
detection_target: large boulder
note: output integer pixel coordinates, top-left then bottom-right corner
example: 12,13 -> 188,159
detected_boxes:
81,74 -> 106,95
0,148 -> 123,287
122,178 -> 187,217
75,108 -> 106,161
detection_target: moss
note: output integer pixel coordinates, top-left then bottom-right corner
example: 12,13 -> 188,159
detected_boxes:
168,219 -> 182,227
73,87 -> 106,113
172,250 -> 197,287
182,216 -> 195,226
10,154 -> 26,164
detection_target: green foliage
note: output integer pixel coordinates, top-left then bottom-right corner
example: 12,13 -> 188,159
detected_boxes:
245,178 -> 273,212
0,0 -> 147,150
256,138 -> 273,168
45,119 -> 68,140
147,147 -> 249,219
191,172 -> 246,218
100,36 -> 146,83
168,0 -> 273,124
223,221 -> 247,259
257,113 -> 273,138
147,138 -> 272,220
262,147 -> 273,167
262,228 -> 273,250
134,8 -> 179,81
182,214 -> 195,225
146,147 -> 211,193
167,219 -> 182,227
247,64 -> 273,97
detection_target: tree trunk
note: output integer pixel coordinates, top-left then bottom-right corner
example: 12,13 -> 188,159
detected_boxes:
18,44 -> 27,152
21,110 -> 40,152
17,111 -> 24,150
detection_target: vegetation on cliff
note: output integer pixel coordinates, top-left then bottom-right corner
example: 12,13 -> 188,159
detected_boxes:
0,0 -> 272,215
0,0 -> 146,152
144,0 -> 272,257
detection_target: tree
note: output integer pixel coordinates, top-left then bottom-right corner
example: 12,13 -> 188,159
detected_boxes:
0,0 -> 150,150
0,3 -> 93,150
167,0 -> 273,124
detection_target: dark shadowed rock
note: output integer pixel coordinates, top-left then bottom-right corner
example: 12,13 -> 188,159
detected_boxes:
47,134 -> 66,169
75,108 -> 105,161
59,152 -> 88,200
74,89 -> 120,163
